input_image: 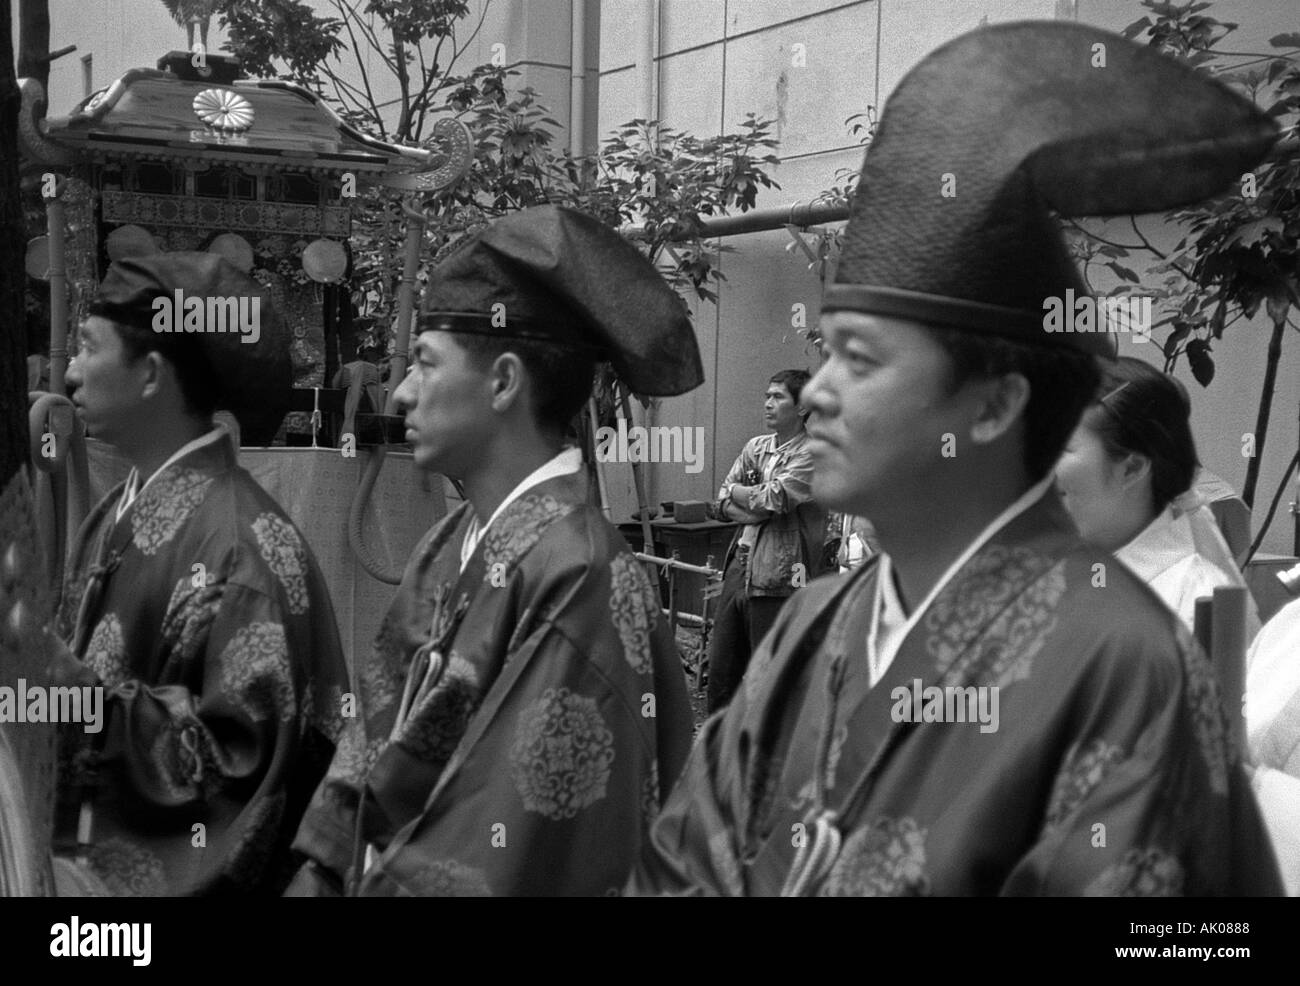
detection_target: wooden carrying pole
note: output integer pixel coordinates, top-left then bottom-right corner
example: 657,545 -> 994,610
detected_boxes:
1209,585 -> 1247,758
1195,584 -> 1279,892
585,397 -> 610,517
346,198 -> 425,585
617,384 -> 656,579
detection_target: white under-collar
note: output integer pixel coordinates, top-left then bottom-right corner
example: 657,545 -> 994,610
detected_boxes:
866,473 -> 1055,686
459,446 -> 583,572
1115,505 -> 1190,583
115,427 -> 227,523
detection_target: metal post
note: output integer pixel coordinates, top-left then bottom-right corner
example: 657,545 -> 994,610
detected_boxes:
46,181 -> 67,394
620,384 -> 657,581
1294,401 -> 1300,557
384,197 -> 425,410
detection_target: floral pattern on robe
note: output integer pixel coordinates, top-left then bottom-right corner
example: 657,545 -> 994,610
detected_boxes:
55,433 -> 349,895
628,490 -> 1283,896
608,553 -> 661,676
823,816 -> 931,897
291,470 -> 694,896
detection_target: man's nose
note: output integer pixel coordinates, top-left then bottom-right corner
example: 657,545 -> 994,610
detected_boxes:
392,373 -> 414,413
802,364 -> 834,416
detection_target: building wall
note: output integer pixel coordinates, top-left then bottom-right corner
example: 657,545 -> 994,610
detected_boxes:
24,0 -> 204,110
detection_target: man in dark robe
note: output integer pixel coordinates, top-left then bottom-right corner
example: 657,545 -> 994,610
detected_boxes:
288,205 -> 699,896
630,22 -> 1284,896
50,253 -> 349,894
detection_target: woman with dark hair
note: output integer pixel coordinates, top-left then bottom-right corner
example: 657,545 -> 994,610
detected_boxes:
1055,356 -> 1259,636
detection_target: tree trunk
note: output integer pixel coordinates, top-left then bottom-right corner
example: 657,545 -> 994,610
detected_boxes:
1241,316 -> 1287,510
16,0 -> 50,92
1,1 -> 31,488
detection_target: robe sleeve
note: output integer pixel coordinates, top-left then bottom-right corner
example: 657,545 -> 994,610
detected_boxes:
625,708 -> 749,896
67,567 -> 344,892
400,625 -> 678,896
628,587 -> 814,896
354,536 -> 694,897
287,527 -> 437,891
999,627 -> 1275,895
81,578 -> 293,807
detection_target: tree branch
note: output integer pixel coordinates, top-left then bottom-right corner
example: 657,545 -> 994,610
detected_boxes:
409,33 -> 447,141
1190,45 -> 1300,60
1065,220 -> 1144,252
1127,215 -> 1168,258
338,0 -> 399,76
411,0 -> 494,142
327,69 -> 378,117
394,33 -> 412,140
443,0 -> 492,81
1128,215 -> 1199,282
331,0 -> 387,137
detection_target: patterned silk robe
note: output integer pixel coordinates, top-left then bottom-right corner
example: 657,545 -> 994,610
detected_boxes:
291,470 -> 694,896
629,491 -> 1283,896
54,435 -> 349,895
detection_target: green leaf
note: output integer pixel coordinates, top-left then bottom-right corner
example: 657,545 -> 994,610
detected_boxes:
1163,321 -> 1192,359
1107,262 -> 1141,283
1185,338 -> 1215,387
1265,97 -> 1300,118
1122,16 -> 1153,39
1226,218 -> 1284,247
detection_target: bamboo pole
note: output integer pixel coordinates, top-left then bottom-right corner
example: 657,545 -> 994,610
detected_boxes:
1241,316 -> 1286,509
586,397 -> 610,518
618,383 -> 657,581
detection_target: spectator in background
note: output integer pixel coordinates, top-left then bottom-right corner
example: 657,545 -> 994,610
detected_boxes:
1055,356 -> 1260,639
842,515 -> 878,570
707,370 -> 829,712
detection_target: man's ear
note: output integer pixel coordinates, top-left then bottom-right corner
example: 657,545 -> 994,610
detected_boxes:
489,351 -> 527,413
139,351 -> 170,401
969,372 -> 1031,446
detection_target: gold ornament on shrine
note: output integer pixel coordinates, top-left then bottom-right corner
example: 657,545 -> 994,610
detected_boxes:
192,88 -> 255,132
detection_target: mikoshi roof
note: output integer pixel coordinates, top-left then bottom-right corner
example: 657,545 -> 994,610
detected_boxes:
43,52 -> 435,176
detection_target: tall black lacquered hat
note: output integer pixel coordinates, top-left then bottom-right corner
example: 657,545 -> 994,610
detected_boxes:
419,205 -> 704,396
824,21 -> 1279,355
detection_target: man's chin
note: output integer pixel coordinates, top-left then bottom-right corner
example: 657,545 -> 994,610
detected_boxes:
812,474 -> 871,516
411,446 -> 441,472
412,445 -> 463,479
